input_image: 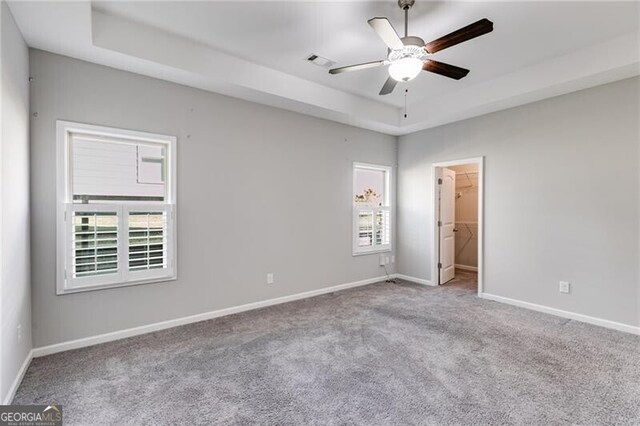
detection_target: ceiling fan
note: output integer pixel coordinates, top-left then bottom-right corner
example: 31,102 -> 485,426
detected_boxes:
329,0 -> 493,95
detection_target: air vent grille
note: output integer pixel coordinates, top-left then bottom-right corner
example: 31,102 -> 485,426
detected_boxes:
306,54 -> 336,68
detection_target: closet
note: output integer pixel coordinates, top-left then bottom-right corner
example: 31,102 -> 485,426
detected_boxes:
449,165 -> 479,272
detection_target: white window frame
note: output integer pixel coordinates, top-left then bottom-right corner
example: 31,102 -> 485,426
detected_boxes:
56,121 -> 177,295
352,162 -> 392,256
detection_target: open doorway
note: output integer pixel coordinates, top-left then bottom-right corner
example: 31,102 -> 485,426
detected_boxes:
432,157 -> 483,294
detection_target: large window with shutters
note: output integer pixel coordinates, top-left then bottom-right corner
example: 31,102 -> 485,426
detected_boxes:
353,163 -> 391,255
56,121 -> 177,294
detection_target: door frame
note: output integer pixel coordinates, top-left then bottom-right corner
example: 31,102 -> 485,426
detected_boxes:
431,157 -> 484,295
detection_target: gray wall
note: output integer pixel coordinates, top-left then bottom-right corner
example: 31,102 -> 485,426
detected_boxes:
1,1 -> 31,401
29,50 -> 397,347
398,77 -> 639,327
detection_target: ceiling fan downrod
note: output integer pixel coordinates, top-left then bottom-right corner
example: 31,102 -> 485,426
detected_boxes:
398,0 -> 415,38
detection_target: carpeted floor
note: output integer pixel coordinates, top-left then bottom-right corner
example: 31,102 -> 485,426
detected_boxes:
14,274 -> 640,425
442,268 -> 478,291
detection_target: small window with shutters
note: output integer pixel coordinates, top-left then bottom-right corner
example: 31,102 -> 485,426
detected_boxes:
56,121 -> 177,294
353,163 -> 391,255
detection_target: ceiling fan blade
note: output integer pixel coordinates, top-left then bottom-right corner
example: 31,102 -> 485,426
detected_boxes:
423,60 -> 470,80
379,76 -> 398,95
329,60 -> 387,75
425,18 -> 493,54
368,17 -> 404,50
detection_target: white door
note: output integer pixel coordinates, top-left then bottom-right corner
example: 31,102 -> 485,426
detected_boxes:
438,168 -> 456,284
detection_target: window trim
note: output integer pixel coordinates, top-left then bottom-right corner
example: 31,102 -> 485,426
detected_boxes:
352,162 -> 392,256
56,121 -> 177,295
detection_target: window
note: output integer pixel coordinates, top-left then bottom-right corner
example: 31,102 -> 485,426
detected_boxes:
353,163 -> 391,255
56,121 -> 176,294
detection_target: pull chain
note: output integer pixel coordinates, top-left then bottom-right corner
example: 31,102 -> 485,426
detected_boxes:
404,89 -> 408,119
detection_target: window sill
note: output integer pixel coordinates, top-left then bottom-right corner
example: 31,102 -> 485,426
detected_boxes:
57,274 -> 177,295
352,248 -> 392,257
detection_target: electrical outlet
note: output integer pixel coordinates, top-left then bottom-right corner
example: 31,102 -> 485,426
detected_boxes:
385,256 -> 390,265
379,254 -> 386,266
559,281 -> 570,294
17,324 -> 22,342
266,273 -> 274,285
391,255 -> 395,263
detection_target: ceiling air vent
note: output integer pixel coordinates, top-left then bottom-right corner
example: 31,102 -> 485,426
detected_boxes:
306,54 -> 336,68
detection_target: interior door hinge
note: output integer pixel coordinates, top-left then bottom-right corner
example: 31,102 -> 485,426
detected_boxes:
437,178 -> 442,185
437,220 -> 442,227
438,262 -> 442,269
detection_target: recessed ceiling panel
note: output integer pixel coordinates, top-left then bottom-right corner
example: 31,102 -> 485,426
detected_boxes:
93,1 -> 639,107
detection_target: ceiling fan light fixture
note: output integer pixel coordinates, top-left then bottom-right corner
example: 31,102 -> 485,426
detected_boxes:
327,0 -> 493,96
388,57 -> 423,82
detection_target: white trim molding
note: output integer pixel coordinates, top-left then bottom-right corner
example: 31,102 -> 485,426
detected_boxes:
480,293 -> 640,336
431,157 -> 484,293
33,275 -> 390,358
455,264 -> 478,272
352,162 -> 393,256
3,350 -> 34,404
394,274 -> 435,286
56,120 -> 178,295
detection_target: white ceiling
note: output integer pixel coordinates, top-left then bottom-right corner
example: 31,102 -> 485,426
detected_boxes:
8,1 -> 640,135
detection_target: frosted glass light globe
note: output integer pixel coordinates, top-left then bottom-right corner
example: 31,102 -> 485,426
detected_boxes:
388,57 -> 423,82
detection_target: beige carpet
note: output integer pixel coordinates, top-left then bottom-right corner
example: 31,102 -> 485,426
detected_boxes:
14,277 -> 640,425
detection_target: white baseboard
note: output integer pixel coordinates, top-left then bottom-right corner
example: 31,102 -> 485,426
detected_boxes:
480,293 -> 640,335
455,264 -> 478,272
33,275 -> 389,358
394,274 -> 435,286
3,349 -> 34,404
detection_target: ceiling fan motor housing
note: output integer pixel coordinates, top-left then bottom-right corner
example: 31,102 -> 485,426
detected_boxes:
400,36 -> 425,49
389,37 -> 428,63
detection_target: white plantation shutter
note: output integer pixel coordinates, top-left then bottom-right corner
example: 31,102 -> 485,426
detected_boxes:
64,204 -> 175,291
353,205 -> 391,253
66,204 -> 123,289
127,205 -> 174,281
357,210 -> 374,248
375,207 -> 391,246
